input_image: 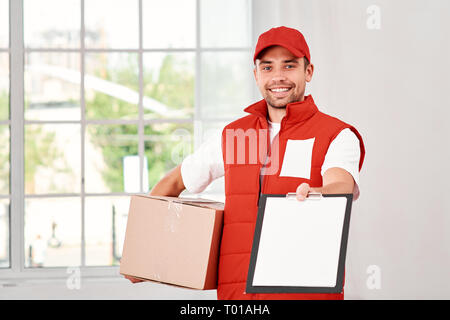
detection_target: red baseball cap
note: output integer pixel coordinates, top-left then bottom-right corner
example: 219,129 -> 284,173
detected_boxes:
253,26 -> 311,64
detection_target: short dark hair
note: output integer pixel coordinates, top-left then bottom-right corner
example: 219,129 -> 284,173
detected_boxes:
303,57 -> 310,70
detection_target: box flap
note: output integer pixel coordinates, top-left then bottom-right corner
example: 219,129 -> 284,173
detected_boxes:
134,194 -> 224,210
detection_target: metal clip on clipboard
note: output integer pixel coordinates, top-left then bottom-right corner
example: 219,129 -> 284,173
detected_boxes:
285,192 -> 323,200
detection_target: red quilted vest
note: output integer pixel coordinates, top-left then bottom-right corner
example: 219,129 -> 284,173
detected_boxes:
218,95 -> 365,300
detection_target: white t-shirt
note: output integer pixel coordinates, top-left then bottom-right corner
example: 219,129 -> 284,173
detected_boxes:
181,122 -> 361,199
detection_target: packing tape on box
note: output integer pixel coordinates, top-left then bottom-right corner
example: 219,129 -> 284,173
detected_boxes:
166,200 -> 183,233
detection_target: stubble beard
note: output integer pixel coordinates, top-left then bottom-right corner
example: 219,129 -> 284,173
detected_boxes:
264,90 -> 304,109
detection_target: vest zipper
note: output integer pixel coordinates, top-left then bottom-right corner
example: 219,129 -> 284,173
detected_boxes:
248,117 -> 285,296
258,117 -> 285,200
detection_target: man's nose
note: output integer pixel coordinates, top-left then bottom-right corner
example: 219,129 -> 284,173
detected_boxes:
271,68 -> 287,82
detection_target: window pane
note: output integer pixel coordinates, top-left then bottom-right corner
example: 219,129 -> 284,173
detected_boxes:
144,123 -> 193,190
85,196 -> 130,266
143,0 -> 196,48
0,199 -> 9,268
85,53 -> 139,120
143,53 -> 195,120
201,51 -> 254,119
25,197 -> 81,267
24,0 -> 80,48
25,52 -> 81,121
23,0 -> 81,48
25,124 -> 81,195
0,53 -> 8,120
197,120 -> 227,145
201,0 -> 251,48
0,125 -> 9,194
85,124 -> 138,193
0,0 -> 8,48
85,0 -> 138,49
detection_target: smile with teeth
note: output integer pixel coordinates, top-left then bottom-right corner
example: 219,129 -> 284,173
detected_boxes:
270,87 -> 290,92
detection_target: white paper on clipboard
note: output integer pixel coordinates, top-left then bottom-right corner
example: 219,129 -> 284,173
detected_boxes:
251,196 -> 348,288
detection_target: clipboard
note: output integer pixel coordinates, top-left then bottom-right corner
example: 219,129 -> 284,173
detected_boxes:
246,192 -> 353,294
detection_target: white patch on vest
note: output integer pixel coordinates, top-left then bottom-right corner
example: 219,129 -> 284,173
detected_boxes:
279,138 -> 315,179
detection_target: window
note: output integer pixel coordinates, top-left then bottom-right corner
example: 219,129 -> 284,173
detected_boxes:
1,0 -> 253,277
0,0 -> 10,269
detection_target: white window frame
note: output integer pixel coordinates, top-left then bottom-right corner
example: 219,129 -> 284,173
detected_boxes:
0,0 -> 254,281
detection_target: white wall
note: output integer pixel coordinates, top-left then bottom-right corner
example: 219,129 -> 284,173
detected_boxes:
253,0 -> 450,299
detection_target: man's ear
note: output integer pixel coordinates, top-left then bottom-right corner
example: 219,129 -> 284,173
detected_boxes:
253,66 -> 258,82
305,63 -> 314,82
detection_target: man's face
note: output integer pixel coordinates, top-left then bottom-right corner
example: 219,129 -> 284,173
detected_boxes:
254,45 -> 313,109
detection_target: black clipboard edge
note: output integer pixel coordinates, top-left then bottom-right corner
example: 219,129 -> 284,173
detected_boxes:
246,193 -> 353,294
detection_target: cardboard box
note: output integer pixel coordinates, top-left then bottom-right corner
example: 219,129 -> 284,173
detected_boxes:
120,195 -> 224,290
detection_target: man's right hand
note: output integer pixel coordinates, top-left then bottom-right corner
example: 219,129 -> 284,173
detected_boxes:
124,274 -> 145,284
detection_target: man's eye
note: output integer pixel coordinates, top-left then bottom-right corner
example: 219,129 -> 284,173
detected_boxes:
262,66 -> 271,71
285,65 -> 294,69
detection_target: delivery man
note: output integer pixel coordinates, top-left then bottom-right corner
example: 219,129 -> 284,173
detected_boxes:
124,26 -> 365,300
